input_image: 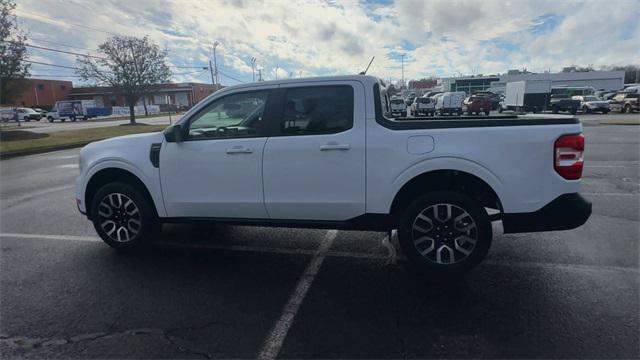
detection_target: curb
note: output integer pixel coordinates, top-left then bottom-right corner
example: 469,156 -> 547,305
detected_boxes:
0,142 -> 90,160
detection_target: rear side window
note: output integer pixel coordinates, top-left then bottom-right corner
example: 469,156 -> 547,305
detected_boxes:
280,85 -> 353,135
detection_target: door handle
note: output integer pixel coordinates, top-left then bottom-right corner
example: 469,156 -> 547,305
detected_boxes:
320,143 -> 350,151
226,146 -> 253,154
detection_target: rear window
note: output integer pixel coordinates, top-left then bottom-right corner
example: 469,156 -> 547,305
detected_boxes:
280,85 -> 354,135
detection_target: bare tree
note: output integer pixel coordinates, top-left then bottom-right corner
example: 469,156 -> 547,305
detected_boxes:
0,0 -> 30,105
76,35 -> 171,124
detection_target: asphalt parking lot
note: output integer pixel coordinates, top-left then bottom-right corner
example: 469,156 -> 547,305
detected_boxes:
1,118 -> 638,358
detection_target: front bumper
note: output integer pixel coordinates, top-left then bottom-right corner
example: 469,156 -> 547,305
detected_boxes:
502,193 -> 592,234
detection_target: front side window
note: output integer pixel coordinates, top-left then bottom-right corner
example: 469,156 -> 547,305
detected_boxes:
280,86 -> 353,135
187,90 -> 269,139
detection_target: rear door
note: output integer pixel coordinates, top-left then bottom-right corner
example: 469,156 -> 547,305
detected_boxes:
262,81 -> 366,221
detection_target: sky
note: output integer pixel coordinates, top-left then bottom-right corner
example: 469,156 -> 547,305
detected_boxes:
13,0 -> 640,87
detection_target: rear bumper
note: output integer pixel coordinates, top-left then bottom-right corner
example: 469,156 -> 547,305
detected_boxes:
502,193 -> 591,234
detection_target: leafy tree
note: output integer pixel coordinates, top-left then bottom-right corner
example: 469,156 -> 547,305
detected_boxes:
0,0 -> 30,105
76,35 -> 171,124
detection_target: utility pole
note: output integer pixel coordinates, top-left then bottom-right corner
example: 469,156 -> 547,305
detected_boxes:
250,57 -> 256,82
213,41 -> 220,87
257,69 -> 263,82
275,65 -> 279,80
209,60 -> 215,87
400,54 -> 405,89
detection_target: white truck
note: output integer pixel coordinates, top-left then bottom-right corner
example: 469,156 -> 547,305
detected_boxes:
500,80 -> 551,113
75,75 -> 591,275
411,97 -> 435,116
389,96 -> 407,117
435,92 -> 465,115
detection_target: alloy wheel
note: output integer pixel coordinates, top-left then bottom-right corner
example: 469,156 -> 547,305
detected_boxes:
97,193 -> 142,243
411,203 -> 478,265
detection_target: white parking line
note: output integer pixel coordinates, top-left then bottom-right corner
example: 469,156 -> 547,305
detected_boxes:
0,232 -> 98,242
257,230 -> 338,360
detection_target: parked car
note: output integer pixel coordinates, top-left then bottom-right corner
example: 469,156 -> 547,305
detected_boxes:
622,86 -> 640,94
389,96 -> 408,117
572,95 -> 610,114
435,91 -> 465,115
609,93 -> 639,113
32,107 -> 48,115
16,107 -> 42,121
46,109 -> 67,122
472,91 -> 502,110
410,97 -> 435,116
601,92 -> 618,101
550,94 -> 579,115
75,75 -> 591,275
463,96 -> 492,115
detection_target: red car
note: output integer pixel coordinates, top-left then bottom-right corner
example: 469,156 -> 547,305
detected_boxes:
463,96 -> 492,115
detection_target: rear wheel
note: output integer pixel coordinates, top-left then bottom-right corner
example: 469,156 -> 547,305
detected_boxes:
90,182 -> 158,251
47,116 -> 54,122
397,191 -> 492,276
484,111 -> 490,115
625,104 -> 632,113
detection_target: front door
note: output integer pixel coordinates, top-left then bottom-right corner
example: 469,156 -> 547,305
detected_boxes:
160,88 -> 272,218
262,82 -> 366,221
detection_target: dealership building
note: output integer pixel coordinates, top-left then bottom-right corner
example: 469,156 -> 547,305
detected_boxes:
440,70 -> 626,95
69,83 -> 219,110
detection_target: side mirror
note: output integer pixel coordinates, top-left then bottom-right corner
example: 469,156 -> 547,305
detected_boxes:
164,124 -> 184,143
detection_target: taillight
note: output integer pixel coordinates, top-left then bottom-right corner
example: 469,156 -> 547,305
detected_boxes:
554,134 -> 584,180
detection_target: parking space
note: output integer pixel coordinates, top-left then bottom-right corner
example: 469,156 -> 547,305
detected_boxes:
1,119 -> 638,358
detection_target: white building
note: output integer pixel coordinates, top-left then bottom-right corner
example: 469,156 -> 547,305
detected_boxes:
441,71 -> 625,95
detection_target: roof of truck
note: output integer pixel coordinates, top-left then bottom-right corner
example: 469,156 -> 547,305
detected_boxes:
214,75 -> 380,95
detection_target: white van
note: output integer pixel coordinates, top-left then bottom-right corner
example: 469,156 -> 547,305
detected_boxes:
435,92 -> 465,115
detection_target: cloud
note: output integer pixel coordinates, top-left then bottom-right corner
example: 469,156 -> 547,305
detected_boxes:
13,0 -> 640,86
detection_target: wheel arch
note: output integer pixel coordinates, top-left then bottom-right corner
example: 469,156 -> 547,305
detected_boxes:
85,167 -> 158,220
389,169 -> 504,220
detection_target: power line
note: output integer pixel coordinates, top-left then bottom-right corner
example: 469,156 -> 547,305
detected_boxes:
23,60 -> 80,70
28,37 -> 99,53
15,10 -> 120,36
218,70 -> 246,83
2,40 -> 108,60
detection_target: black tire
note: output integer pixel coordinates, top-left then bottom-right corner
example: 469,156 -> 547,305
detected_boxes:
484,111 -> 490,115
90,182 -> 158,251
583,106 -> 590,114
397,191 -> 492,276
71,117 -> 76,122
570,109 -> 577,115
61,118 -> 66,122
625,104 -> 632,113
47,117 -> 54,122
552,106 -> 559,114
497,105 -> 503,113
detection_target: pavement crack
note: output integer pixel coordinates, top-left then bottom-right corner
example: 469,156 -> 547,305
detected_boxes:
162,320 -> 229,359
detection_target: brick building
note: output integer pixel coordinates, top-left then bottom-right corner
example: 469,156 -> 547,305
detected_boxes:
69,83 -> 220,109
5,79 -> 72,108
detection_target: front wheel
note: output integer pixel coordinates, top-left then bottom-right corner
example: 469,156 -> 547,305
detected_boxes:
397,191 -> 492,276
90,182 -> 158,251
625,104 -> 633,113
484,111 -> 490,115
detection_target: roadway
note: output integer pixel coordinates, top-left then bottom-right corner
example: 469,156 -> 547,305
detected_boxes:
1,119 -> 638,358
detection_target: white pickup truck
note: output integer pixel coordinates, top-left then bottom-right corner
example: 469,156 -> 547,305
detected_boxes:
75,75 -> 591,275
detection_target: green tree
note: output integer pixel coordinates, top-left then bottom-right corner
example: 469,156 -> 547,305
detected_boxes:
0,0 -> 30,105
76,35 -> 171,124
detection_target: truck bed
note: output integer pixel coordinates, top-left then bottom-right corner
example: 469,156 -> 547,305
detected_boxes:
380,114 -> 579,130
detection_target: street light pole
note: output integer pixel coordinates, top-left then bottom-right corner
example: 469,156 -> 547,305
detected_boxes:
250,57 -> 256,82
400,54 -> 405,88
209,60 -> 215,87
213,41 -> 220,87
275,65 -> 279,80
